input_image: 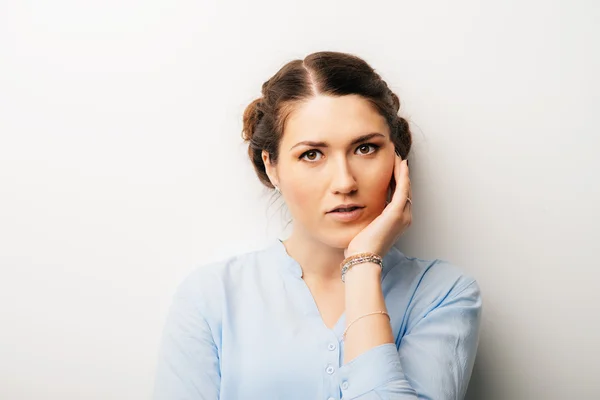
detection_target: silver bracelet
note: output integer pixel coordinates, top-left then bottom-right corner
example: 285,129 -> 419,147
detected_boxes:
342,310 -> 390,339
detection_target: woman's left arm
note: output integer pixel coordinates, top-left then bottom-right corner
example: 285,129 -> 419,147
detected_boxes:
338,278 -> 482,399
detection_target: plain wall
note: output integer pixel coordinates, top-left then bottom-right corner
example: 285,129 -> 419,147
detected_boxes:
1,1 -> 598,399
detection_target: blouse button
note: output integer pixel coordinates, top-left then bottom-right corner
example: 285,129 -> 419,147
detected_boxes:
328,343 -> 336,351
326,365 -> 335,375
341,381 -> 349,390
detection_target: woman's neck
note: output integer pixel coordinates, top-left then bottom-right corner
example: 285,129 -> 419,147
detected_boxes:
282,230 -> 346,282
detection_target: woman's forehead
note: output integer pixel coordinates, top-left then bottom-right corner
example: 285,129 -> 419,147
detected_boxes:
282,95 -> 390,146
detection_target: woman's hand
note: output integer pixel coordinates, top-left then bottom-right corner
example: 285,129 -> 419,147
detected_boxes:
345,155 -> 412,258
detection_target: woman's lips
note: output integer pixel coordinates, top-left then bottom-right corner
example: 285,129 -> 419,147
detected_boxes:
326,207 -> 365,222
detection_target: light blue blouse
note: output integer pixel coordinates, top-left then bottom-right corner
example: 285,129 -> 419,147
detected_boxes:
153,239 -> 482,399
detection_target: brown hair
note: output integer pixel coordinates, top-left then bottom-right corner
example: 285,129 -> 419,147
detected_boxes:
242,51 -> 412,189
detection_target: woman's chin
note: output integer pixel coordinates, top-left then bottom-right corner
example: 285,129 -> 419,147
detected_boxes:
320,226 -> 365,251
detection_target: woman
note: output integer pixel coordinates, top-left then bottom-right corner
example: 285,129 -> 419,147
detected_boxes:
153,51 -> 482,399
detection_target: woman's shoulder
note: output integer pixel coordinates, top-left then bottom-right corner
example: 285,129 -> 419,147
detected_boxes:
386,247 -> 479,293
178,243 -> 274,288
383,248 -> 482,323
171,242 -> 281,307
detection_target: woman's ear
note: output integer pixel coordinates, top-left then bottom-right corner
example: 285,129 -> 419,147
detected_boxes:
262,150 -> 279,188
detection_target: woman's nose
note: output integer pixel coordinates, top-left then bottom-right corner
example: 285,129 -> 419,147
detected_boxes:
330,159 -> 358,195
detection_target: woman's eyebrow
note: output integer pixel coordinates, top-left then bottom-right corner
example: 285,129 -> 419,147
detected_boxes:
289,132 -> 385,150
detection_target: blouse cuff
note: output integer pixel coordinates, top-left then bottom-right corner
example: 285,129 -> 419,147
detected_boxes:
338,343 -> 404,398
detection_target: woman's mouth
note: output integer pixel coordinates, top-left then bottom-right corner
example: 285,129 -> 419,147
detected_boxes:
327,206 -> 365,222
331,206 -> 361,212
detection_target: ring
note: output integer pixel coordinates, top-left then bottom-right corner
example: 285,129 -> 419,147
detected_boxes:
407,197 -> 412,204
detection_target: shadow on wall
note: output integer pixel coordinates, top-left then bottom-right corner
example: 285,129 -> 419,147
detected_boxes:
465,353 -> 485,400
465,332 -> 494,400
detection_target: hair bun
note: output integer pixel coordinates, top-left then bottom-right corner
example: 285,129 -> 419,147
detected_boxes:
242,98 -> 264,142
389,92 -> 400,112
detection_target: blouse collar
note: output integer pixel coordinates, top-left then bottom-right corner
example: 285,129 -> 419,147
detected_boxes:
269,238 -> 404,280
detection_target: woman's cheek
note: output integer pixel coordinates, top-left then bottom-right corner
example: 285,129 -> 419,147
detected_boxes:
282,171 -> 320,221
368,161 -> 394,208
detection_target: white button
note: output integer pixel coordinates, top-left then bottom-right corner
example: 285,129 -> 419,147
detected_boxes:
326,365 -> 335,374
328,343 -> 336,351
341,381 -> 349,390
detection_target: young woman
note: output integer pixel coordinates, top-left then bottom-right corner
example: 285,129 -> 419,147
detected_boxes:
153,51 -> 482,400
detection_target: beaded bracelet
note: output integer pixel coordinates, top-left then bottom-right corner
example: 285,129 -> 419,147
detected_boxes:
340,252 -> 383,282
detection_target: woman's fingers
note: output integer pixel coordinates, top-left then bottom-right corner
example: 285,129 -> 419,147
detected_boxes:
391,155 -> 411,210
405,165 -> 412,209
404,160 -> 412,227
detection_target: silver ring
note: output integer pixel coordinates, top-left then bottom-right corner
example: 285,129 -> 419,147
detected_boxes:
407,197 -> 412,204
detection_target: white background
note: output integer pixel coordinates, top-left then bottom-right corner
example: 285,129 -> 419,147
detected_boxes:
1,1 -> 598,399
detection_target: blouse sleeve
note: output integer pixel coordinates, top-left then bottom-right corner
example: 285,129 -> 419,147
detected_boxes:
337,280 -> 482,399
152,277 -> 220,400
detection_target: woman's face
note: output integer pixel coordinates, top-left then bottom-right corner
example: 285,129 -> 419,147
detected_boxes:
263,94 -> 396,249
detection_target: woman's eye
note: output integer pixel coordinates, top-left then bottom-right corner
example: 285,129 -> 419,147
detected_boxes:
356,144 -> 379,155
300,150 -> 322,161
